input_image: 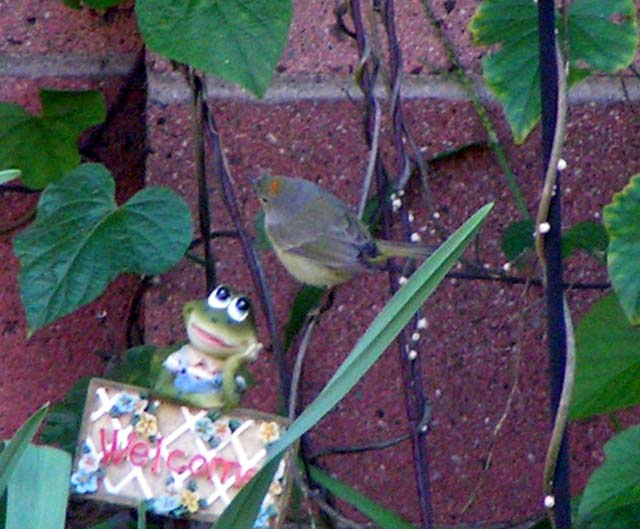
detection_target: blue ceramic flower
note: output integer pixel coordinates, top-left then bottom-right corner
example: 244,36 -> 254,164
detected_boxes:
109,392 -> 138,416
195,417 -> 215,440
70,469 -> 99,494
150,493 -> 181,515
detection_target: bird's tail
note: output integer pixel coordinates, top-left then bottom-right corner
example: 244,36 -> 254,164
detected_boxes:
373,239 -> 433,262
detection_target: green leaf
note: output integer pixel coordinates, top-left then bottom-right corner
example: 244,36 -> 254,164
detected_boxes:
501,219 -> 535,261
40,378 -> 90,454
106,345 -> 160,387
567,0 -> 638,73
470,0 -> 637,143
604,174 -> 640,325
577,425 -> 640,523
308,464 -> 418,529
284,286 -> 325,351
570,294 -> 640,420
14,163 -> 193,335
136,0 -> 293,98
469,0 -> 540,144
0,90 -> 105,189
0,403 -> 49,496
211,454 -> 283,529
213,202 -> 494,529
5,444 -> 71,529
253,210 -> 272,250
0,169 -> 21,185
562,220 -> 608,259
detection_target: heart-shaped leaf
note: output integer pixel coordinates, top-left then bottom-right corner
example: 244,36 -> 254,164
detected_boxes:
570,294 -> 640,420
0,90 -> 105,189
604,174 -> 640,325
469,0 -> 540,144
577,425 -> 640,523
470,0 -> 637,143
14,163 -> 193,335
136,0 -> 292,98
567,0 -> 638,73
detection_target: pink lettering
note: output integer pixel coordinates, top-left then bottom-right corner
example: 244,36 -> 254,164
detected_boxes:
129,441 -> 150,467
167,449 -> 187,473
189,454 -> 208,476
100,429 -> 137,465
151,436 -> 163,475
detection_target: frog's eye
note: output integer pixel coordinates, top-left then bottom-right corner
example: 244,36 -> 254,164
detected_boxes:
208,286 -> 232,309
228,296 -> 250,322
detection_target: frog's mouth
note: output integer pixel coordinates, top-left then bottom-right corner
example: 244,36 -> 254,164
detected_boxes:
190,322 -> 233,349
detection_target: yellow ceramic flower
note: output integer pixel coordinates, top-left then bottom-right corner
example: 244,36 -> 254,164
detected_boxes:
269,481 -> 283,496
180,488 -> 200,513
134,412 -> 158,438
259,421 -> 280,444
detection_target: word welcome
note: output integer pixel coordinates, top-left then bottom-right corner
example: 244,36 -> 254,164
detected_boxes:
99,428 -> 257,488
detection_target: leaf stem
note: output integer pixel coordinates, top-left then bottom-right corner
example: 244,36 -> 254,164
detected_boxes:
420,1 -> 531,220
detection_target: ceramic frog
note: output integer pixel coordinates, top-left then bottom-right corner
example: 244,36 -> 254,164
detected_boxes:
153,285 -> 262,410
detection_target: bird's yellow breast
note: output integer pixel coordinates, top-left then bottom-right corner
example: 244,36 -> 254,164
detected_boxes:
272,245 -> 350,287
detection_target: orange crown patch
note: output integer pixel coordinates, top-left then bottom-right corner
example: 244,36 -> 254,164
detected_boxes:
268,178 -> 281,196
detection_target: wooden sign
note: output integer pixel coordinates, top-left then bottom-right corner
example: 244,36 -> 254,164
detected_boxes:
71,378 -> 293,526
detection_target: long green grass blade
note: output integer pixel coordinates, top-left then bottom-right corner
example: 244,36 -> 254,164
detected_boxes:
0,403 -> 49,495
213,202 -> 493,529
308,464 -> 418,529
5,444 -> 71,529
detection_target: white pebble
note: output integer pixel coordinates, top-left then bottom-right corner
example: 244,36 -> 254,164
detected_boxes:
411,332 -> 420,342
398,276 -> 408,285
410,232 -> 422,243
408,211 -> 415,222
538,222 -> 551,234
502,262 -> 511,272
557,158 -> 567,171
432,211 -> 441,220
417,318 -> 427,329
408,350 -> 418,361
544,495 -> 555,509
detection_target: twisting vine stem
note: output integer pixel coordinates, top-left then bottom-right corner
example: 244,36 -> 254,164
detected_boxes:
187,69 -> 216,291
196,82 -> 290,410
536,2 -> 573,527
349,1 -> 434,527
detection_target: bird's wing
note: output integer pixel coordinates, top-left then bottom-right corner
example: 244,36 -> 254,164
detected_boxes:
269,210 -> 376,273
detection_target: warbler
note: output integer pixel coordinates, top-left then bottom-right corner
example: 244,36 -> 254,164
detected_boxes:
254,175 -> 431,287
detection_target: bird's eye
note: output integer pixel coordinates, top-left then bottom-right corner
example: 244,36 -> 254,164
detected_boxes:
260,196 -> 268,204
208,286 -> 231,309
228,296 -> 250,322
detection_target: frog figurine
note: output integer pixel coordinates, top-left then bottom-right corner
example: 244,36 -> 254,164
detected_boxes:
152,285 -> 262,410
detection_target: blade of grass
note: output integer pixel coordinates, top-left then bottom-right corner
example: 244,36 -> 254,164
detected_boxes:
213,203 -> 493,529
0,403 -> 49,496
308,464 -> 418,529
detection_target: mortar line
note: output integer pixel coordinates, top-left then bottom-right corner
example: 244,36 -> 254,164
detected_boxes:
2,52 -> 639,105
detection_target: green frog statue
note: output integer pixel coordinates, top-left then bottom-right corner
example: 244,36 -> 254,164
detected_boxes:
152,285 -> 262,410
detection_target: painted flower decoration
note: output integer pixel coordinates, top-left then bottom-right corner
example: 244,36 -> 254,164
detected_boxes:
195,417 -> 215,441
149,493 -> 181,515
109,392 -> 139,417
258,421 -> 280,444
269,480 -> 283,497
180,488 -> 200,514
78,452 -> 101,473
70,468 -> 99,494
134,411 -> 158,439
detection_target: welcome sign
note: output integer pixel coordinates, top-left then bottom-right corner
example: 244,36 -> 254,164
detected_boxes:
71,379 -> 292,526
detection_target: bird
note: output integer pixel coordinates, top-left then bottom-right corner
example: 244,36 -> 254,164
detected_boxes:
254,174 -> 431,287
